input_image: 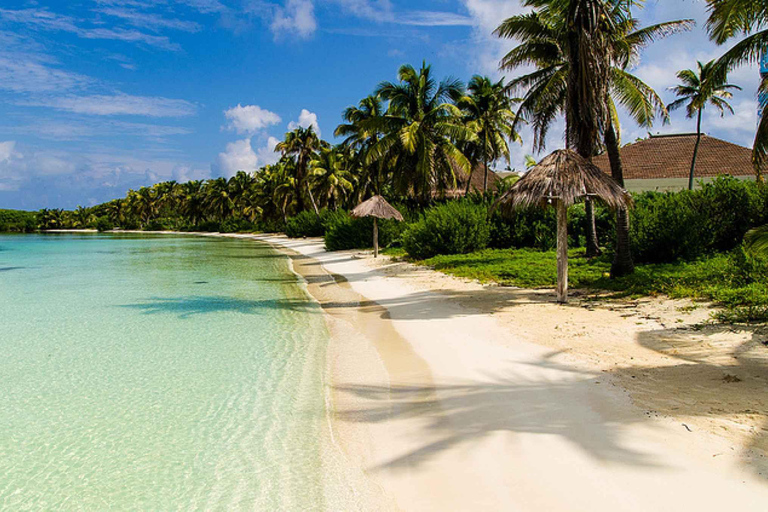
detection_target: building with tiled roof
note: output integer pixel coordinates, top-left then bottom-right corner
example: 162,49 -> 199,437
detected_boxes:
592,133 -> 756,192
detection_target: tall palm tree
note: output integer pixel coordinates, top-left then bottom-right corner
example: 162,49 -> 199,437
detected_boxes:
335,95 -> 387,198
275,126 -> 324,214
453,76 -> 521,193
228,171 -> 255,218
707,0 -> 768,178
496,0 -> 690,270
179,180 -> 205,225
127,187 -> 159,227
366,62 -> 476,203
205,178 -> 233,221
309,146 -> 355,210
668,60 -> 740,190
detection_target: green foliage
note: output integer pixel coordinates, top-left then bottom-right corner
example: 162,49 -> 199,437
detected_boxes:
219,218 -> 257,233
94,216 -> 114,232
324,211 -> 402,251
630,177 -> 768,263
402,201 -> 490,259
285,210 -> 325,238
419,246 -> 768,323
0,209 -> 37,232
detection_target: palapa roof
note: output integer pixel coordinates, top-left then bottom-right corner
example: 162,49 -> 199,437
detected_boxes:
497,149 -> 631,210
350,195 -> 404,221
441,163 -> 503,199
592,133 -> 755,180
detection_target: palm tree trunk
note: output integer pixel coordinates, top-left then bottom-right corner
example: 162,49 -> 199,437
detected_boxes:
556,199 -> 568,303
585,198 -> 601,257
482,135 -> 489,193
464,165 -> 475,195
689,109 -> 702,190
307,186 -> 320,215
604,117 -> 634,277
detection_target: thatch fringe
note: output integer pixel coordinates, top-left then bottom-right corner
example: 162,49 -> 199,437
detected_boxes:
496,149 -> 631,211
350,195 -> 404,221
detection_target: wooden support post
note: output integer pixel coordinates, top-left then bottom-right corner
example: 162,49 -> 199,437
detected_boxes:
556,199 -> 568,303
373,217 -> 379,258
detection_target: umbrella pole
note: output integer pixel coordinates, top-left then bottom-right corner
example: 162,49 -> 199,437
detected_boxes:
556,199 -> 568,303
373,218 -> 379,258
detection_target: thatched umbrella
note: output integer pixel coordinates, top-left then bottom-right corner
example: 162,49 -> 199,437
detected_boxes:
495,149 -> 631,303
350,195 -> 404,258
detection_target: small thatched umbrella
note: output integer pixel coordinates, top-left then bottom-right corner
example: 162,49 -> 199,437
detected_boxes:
350,195 -> 404,258
495,149 -> 631,303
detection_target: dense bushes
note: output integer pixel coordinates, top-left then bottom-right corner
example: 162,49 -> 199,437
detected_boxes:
630,177 -> 768,263
324,210 -> 404,251
0,209 -> 37,232
285,210 -> 325,238
402,201 -> 490,259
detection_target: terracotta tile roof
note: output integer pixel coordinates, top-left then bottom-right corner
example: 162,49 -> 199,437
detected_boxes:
592,133 -> 755,180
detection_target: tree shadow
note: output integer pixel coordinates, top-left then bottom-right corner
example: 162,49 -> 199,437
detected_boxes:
119,295 -> 316,318
333,357 -> 659,472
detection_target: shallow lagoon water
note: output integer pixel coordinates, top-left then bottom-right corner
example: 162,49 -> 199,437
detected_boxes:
0,233 -> 331,509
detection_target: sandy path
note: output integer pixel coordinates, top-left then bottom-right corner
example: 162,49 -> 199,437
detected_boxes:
253,235 -> 768,512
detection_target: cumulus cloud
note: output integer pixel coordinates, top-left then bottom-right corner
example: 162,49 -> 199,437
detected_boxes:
270,0 -> 316,39
223,104 -> 281,134
217,138 -> 259,177
27,93 -> 197,117
171,164 -> 211,182
256,136 -> 281,166
288,108 -> 320,136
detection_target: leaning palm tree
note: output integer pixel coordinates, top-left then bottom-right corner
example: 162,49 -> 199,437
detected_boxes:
668,59 -> 741,190
275,126 -> 324,214
366,62 -> 476,203
453,75 -> 521,194
496,149 -> 631,303
707,0 -> 768,178
496,0 -> 691,271
335,95 -> 387,198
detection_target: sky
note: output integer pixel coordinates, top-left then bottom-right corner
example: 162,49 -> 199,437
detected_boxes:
0,0 -> 762,210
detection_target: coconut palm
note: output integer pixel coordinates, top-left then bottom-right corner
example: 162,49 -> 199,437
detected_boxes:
228,171 -> 256,218
205,178 -> 233,221
453,75 -> 521,193
275,126 -> 324,214
366,62 -> 476,203
707,0 -> 768,177
127,187 -> 159,226
179,180 -> 206,225
496,0 -> 690,270
668,60 -> 740,190
335,95 -> 387,198
104,199 -> 125,227
309,146 -> 355,210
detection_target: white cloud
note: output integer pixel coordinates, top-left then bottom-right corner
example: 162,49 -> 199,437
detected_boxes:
0,141 -> 17,163
398,11 -> 474,26
270,0 -> 316,39
288,108 -> 320,136
255,136 -> 281,166
223,104 -> 281,134
29,93 -> 197,117
0,8 -> 180,51
97,7 -> 203,32
0,55 -> 91,93
217,138 -> 259,177
171,164 -> 211,182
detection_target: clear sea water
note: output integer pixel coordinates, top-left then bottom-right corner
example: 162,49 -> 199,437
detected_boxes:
0,233 -> 332,509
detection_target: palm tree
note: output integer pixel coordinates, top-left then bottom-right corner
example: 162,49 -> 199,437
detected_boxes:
668,60 -> 740,190
205,178 -> 233,221
73,206 -> 93,228
179,180 -> 206,225
105,199 -> 125,227
275,126 -> 324,214
453,76 -> 521,193
706,0 -> 768,178
335,95 -> 387,198
228,171 -> 256,218
309,146 -> 355,210
366,62 -> 476,203
496,0 -> 690,270
127,187 -> 158,227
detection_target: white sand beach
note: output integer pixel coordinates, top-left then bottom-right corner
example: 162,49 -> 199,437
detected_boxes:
254,234 -> 768,512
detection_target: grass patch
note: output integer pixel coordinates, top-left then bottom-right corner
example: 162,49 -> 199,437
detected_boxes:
418,247 -> 768,323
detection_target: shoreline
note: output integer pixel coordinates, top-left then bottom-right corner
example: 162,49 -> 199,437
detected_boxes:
30,230 -> 768,510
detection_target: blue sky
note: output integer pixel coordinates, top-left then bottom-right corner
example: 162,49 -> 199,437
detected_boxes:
0,0 -> 761,209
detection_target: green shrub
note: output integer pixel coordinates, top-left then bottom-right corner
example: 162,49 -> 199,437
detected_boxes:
402,201 -> 490,259
220,218 -> 257,233
0,209 -> 37,233
324,211 -> 402,251
94,216 -> 114,232
285,210 -> 324,238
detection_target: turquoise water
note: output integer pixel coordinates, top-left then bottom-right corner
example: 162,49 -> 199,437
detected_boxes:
0,234 -> 332,509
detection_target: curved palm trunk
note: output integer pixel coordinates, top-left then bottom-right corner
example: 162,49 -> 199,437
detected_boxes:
604,117 -> 634,277
584,198 -> 601,257
689,109 -> 703,190
307,186 -> 320,215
